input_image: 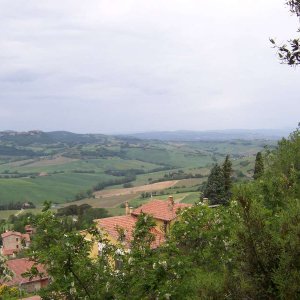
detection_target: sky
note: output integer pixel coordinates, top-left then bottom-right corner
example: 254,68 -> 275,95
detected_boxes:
0,0 -> 299,134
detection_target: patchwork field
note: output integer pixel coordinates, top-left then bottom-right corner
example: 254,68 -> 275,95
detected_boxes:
0,130 -> 277,209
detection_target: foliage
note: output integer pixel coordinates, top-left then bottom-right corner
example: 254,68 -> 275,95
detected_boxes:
0,285 -> 20,299
27,208 -> 115,299
223,155 -> 233,196
203,164 -> 226,205
56,204 -> 110,230
23,127 -> 300,299
8,212 -> 35,233
271,0 -> 300,65
253,151 -> 264,179
0,255 -> 13,282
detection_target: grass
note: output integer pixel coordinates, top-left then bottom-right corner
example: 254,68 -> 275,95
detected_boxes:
0,208 -> 57,220
0,140 -> 273,206
180,192 -> 201,204
0,173 -> 114,205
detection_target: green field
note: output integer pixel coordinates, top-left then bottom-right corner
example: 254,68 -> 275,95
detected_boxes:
0,131 -> 277,207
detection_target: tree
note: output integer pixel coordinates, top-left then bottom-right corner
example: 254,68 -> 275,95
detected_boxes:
203,164 -> 226,205
228,126 -> 300,298
271,0 -> 300,65
222,155 -> 233,194
253,152 -> 264,179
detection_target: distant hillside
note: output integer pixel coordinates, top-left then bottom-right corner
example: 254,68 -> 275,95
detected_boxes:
0,130 -> 112,146
0,129 -> 290,145
0,129 -> 278,206
127,129 -> 291,141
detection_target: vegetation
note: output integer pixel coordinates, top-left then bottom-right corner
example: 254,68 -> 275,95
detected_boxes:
0,131 -> 273,205
203,155 -> 233,205
271,0 -> 300,65
57,204 -> 110,229
253,151 -> 264,179
18,126 -> 300,299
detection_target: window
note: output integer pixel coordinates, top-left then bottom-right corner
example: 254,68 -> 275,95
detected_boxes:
16,245 -> 19,249
16,238 -> 18,242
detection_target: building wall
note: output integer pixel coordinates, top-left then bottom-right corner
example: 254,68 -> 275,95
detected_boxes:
22,279 -> 49,293
2,235 -> 22,251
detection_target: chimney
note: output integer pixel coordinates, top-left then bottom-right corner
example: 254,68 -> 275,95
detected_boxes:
129,207 -> 133,214
203,198 -> 209,205
168,195 -> 174,207
125,201 -> 129,215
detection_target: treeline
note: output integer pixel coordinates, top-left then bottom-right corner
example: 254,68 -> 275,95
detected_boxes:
105,166 -> 170,177
0,172 -> 39,179
93,175 -> 136,191
56,204 -> 110,230
71,169 -> 95,174
0,145 -> 39,157
0,201 -> 36,211
149,170 -> 204,184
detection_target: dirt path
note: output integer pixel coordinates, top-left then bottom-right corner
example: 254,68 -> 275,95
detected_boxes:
94,180 -> 179,199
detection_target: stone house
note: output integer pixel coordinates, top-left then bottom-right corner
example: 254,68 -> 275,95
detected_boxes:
2,258 -> 49,293
1,231 -> 30,257
85,196 -> 191,258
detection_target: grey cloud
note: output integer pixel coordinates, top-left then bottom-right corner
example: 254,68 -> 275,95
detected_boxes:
0,0 -> 299,133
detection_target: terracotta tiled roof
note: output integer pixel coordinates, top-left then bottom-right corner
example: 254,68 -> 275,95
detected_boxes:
1,231 -> 22,238
3,258 -> 48,286
95,215 -> 137,247
132,199 -> 191,221
1,231 -> 31,242
95,215 -> 165,249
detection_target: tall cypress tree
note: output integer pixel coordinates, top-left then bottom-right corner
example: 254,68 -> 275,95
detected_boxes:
203,164 -> 226,205
254,152 -> 264,179
222,155 -> 232,193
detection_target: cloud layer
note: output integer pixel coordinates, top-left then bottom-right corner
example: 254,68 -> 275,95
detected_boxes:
0,0 -> 299,133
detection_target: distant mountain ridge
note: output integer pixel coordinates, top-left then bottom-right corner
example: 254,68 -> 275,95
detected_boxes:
126,129 -> 291,141
0,128 -> 291,145
0,130 -> 112,146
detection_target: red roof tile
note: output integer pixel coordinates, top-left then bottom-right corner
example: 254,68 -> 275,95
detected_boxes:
95,215 -> 165,249
1,231 -> 30,242
95,215 -> 137,247
1,231 -> 22,238
3,258 -> 48,286
132,199 -> 191,221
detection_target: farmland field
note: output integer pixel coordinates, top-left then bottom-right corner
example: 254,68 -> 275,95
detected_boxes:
0,130 -> 277,209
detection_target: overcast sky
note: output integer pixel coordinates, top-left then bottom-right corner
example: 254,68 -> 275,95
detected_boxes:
0,0 -> 299,133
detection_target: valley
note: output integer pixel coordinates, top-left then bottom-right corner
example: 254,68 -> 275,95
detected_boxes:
0,130 -> 278,218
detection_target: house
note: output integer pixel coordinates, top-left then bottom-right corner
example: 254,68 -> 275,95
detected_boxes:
1,231 -> 30,257
2,258 -> 49,293
25,225 -> 36,235
86,196 -> 191,257
130,196 -> 191,234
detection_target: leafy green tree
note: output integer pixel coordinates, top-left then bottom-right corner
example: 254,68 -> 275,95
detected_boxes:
27,206 -> 115,299
77,207 -> 110,229
253,151 -> 264,179
227,126 -> 300,298
203,164 -> 226,205
271,0 -> 300,65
